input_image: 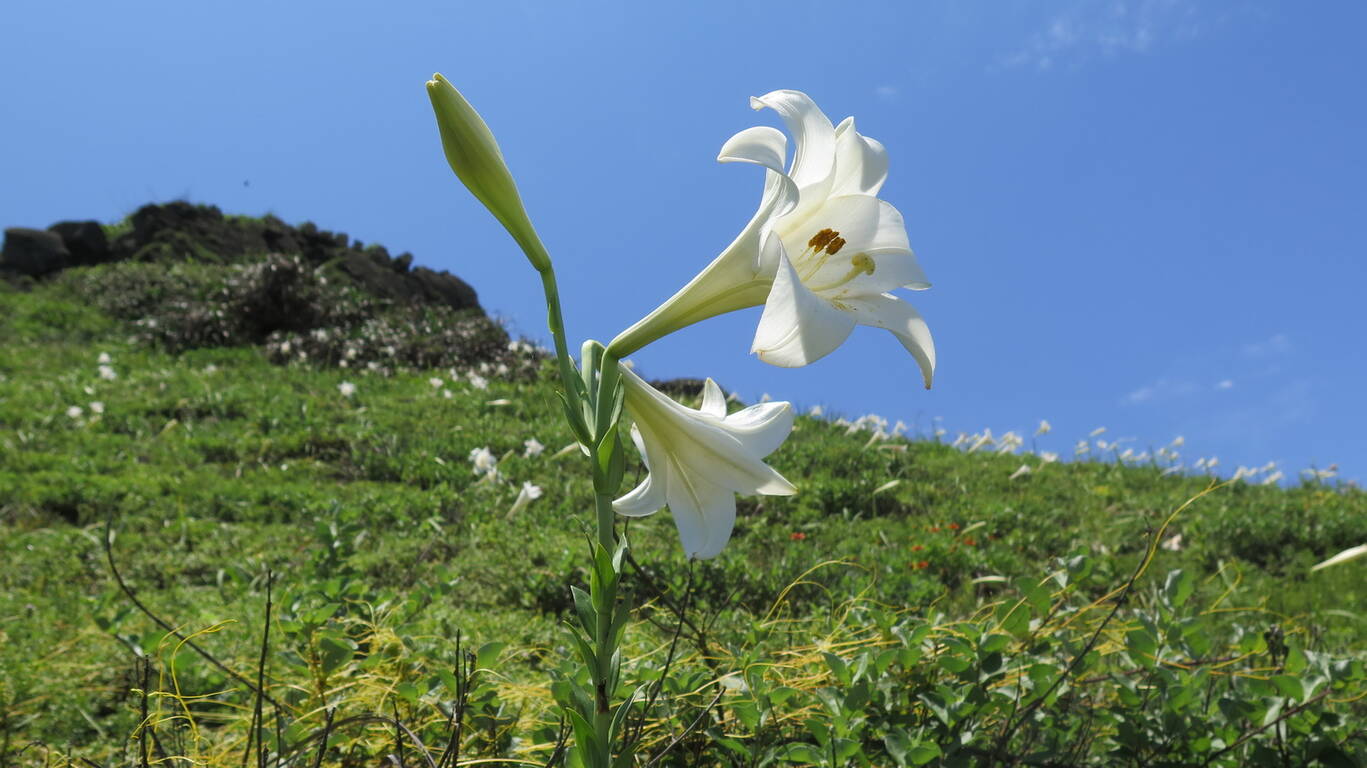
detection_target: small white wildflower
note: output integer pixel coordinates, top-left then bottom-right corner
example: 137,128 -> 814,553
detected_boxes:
873,479 -> 900,494
443,389 -> 453,399
1206,456 -> 1219,469
1035,419 -> 1051,436
1311,544 -> 1367,571
1009,464 -> 1031,480
1039,451 -> 1059,464
1170,436 -> 1185,448
1075,440 -> 1090,455
495,363 -> 509,376
66,406 -> 84,419
507,481 -> 544,518
338,381 -> 357,397
98,365 -> 118,381
429,377 -> 445,388
1260,461 -> 1278,473
1160,533 -> 1184,552
468,446 -> 499,478
968,430 -> 994,454
1089,426 -> 1107,437
1194,457 -> 1207,470
759,392 -> 773,403
996,431 -> 1023,454
933,427 -> 947,438
89,401 -> 105,415
468,373 -> 489,390
893,420 -> 909,436
98,352 -> 111,364
523,438 -> 545,458
951,433 -> 968,448
203,364 -> 218,374
1261,471 -> 1284,486
808,404 -> 824,417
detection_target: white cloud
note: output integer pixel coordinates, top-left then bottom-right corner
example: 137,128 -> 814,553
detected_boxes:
1001,0 -> 1201,71
1122,377 -> 1196,406
1241,332 -> 1291,358
874,85 -> 899,102
1215,379 -> 1234,390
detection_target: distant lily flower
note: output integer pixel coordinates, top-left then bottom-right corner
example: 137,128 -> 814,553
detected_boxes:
1008,464 -> 1031,480
469,446 -> 499,478
808,404 -> 824,417
98,365 -> 118,381
468,373 -> 489,390
608,90 -> 934,386
613,367 -> 796,560
1311,544 -> 1367,571
338,381 -> 356,398
1035,420 -> 1051,436
523,438 -> 545,458
66,406 -> 84,420
429,377 -> 445,388
89,401 -> 105,415
507,481 -> 544,518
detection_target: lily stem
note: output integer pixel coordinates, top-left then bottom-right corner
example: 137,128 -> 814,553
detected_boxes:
537,264 -> 588,433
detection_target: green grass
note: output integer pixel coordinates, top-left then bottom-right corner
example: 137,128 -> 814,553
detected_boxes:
1,258 -> 1364,766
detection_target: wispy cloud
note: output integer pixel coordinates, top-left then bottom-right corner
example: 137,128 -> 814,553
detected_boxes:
1121,332 -> 1289,408
1001,0 -> 1202,71
1241,332 -> 1291,358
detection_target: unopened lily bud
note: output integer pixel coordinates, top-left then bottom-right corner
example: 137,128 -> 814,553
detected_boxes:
426,73 -> 550,272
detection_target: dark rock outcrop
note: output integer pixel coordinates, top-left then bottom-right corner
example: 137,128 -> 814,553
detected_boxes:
48,220 -> 111,266
5,201 -> 483,315
1,228 -> 70,277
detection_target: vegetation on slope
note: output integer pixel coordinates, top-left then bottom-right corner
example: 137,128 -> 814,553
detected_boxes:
1,208 -> 1363,766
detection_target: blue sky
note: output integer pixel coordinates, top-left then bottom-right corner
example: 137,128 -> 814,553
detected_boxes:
4,1 -> 1364,483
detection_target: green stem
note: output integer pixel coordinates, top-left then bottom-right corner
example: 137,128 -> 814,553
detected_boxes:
538,266 -> 581,398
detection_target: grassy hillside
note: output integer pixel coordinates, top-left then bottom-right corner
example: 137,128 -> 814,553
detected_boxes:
1,211 -> 1364,766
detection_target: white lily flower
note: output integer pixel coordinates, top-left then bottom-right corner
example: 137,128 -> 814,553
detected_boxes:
613,366 -> 796,559
608,90 -> 934,387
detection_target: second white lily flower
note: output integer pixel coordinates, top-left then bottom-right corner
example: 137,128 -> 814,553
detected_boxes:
613,366 -> 796,560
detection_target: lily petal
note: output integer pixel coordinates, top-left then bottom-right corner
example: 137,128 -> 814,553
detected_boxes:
842,293 -> 936,389
722,401 -> 796,460
614,425 -> 667,516
719,125 -> 787,173
751,90 -> 836,193
662,462 -> 736,560
752,252 -> 856,367
699,378 -> 727,418
832,117 -> 889,198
